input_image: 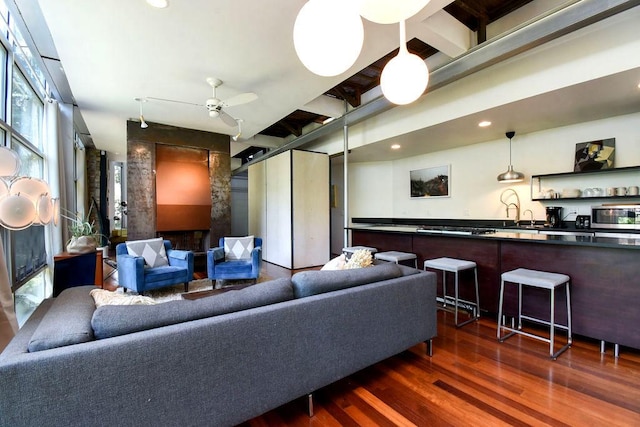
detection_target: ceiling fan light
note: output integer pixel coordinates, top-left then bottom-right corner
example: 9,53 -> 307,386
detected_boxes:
358,0 -> 431,24
381,51 -> 429,105
209,110 -> 219,118
293,0 -> 364,77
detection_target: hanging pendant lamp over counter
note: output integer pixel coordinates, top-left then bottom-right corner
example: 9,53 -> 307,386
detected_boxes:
497,131 -> 525,183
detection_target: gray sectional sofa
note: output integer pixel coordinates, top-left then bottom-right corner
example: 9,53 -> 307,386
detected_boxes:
0,262 -> 437,427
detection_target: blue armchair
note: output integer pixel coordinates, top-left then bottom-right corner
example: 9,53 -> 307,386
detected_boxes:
116,239 -> 194,294
207,237 -> 262,282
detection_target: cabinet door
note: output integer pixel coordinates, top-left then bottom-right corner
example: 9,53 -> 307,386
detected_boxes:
292,150 -> 329,269
265,152 -> 293,268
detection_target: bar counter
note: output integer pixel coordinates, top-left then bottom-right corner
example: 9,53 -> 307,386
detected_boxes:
349,224 -> 640,352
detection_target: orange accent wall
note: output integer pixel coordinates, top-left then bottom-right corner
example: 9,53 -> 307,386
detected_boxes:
156,145 -> 211,231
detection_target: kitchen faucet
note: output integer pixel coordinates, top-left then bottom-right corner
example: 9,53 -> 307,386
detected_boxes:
500,188 -> 521,226
523,209 -> 534,226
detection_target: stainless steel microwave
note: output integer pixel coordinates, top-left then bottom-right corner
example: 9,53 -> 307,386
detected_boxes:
591,205 -> 640,229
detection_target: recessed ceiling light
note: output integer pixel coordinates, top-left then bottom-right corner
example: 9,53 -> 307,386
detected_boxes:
146,0 -> 168,8
391,144 -> 401,150
478,120 -> 492,127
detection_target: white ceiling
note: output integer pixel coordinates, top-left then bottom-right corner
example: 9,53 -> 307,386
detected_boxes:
14,0 -> 640,163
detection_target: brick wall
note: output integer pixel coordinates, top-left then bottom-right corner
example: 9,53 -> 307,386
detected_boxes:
125,120 -> 231,243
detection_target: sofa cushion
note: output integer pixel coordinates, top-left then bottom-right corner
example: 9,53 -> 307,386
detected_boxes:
291,262 -> 403,298
125,238 -> 169,267
91,278 -> 293,339
28,286 -> 96,352
224,235 -> 254,260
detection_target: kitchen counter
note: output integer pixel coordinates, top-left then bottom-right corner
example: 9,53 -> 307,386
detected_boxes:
347,224 -> 640,249
350,224 -> 640,351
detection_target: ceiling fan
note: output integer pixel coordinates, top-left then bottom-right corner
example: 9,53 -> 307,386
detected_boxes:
147,77 -> 257,127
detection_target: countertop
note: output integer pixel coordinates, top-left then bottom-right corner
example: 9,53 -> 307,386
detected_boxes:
348,225 -> 640,249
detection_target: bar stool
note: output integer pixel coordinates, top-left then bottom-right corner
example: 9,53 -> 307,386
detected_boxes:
424,257 -> 480,327
342,246 -> 377,260
374,251 -> 417,268
497,268 -> 572,360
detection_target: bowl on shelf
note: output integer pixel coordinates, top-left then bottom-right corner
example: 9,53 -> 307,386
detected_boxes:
561,188 -> 581,198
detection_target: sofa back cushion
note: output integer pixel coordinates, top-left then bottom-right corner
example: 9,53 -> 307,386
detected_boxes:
91,278 -> 293,339
28,286 -> 96,352
291,262 -> 403,298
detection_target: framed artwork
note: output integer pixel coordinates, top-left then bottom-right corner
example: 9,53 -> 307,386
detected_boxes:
410,165 -> 450,198
574,138 -> 615,172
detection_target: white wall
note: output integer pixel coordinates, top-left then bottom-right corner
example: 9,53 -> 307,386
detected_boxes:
348,112 -> 640,223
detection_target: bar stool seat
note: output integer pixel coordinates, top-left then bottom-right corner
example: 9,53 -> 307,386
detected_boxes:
424,257 -> 479,327
497,268 -> 572,360
374,251 -> 417,268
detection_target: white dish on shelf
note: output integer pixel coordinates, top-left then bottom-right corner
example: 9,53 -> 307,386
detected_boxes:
561,188 -> 581,198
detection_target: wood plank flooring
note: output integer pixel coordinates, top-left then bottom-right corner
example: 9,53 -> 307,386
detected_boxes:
240,263 -> 640,427
105,259 -> 640,426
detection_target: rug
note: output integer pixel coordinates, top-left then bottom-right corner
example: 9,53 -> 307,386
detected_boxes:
114,279 -> 214,303
114,276 -> 270,303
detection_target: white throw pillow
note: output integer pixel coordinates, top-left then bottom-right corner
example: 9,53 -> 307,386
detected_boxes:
321,254 -> 346,270
125,237 -> 169,267
224,236 -> 254,260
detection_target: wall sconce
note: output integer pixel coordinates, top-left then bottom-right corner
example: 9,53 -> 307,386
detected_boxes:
497,131 -> 525,183
0,146 -> 58,230
135,97 -> 149,128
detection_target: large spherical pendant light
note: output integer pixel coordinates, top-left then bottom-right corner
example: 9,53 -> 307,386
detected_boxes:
358,0 -> 431,24
293,0 -> 364,77
381,21 -> 429,105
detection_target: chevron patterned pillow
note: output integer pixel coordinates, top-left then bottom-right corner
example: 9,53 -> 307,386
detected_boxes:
125,238 -> 169,267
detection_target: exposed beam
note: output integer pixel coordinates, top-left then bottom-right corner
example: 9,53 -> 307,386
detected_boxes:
414,10 -> 471,58
234,0 -> 640,175
300,95 -> 345,118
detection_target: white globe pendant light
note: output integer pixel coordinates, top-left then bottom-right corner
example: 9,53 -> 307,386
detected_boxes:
0,146 -> 20,177
381,20 -> 429,105
293,0 -> 364,77
0,193 -> 36,230
358,0 -> 431,24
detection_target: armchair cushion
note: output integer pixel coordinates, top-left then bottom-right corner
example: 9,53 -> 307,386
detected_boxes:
125,237 -> 168,268
224,235 -> 254,260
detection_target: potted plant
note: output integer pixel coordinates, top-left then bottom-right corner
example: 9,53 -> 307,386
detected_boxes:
64,202 -> 104,254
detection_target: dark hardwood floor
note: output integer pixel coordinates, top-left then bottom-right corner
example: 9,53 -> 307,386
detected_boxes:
105,260 -> 640,425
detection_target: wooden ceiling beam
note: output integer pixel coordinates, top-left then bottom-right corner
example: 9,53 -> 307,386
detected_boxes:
278,120 -> 302,137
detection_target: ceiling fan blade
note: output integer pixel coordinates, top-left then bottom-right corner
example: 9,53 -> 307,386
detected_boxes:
147,96 -> 203,107
219,110 -> 238,127
223,92 -> 258,107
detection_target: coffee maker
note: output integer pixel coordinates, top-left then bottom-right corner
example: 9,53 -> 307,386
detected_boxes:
545,206 -> 563,228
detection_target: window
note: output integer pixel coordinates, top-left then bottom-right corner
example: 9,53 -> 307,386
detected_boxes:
11,68 -> 43,149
